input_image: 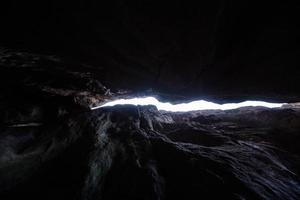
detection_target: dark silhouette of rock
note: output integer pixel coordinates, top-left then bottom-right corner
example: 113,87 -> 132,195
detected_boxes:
0,1 -> 299,102
1,50 -> 300,200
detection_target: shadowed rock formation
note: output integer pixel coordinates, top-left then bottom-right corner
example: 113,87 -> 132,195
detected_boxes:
1,1 -> 300,199
0,1 -> 300,102
1,50 -> 300,200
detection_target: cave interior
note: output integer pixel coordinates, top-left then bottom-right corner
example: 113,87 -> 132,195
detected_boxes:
0,1 -> 300,200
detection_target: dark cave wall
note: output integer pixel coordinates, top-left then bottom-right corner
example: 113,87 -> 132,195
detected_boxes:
2,101 -> 300,200
1,1 -> 300,101
1,2 -> 300,200
1,42 -> 300,200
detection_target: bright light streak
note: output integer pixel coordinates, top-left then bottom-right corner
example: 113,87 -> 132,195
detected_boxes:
91,97 -> 286,112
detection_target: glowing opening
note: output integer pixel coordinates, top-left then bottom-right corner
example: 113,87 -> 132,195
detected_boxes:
91,97 -> 286,112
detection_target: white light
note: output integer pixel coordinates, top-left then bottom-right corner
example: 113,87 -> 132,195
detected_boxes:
91,97 -> 286,112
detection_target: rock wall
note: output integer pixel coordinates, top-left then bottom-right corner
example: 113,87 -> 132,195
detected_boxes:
0,1 -> 299,101
1,50 -> 300,200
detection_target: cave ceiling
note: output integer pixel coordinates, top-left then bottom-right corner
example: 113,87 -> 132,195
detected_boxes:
0,1 -> 299,102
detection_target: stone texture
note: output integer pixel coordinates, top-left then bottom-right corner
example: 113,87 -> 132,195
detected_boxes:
1,103 -> 300,200
0,2 -> 300,197
0,50 -> 300,199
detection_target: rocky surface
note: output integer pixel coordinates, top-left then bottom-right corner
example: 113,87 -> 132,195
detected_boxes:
1,1 -> 300,102
1,104 -> 300,200
1,50 -> 300,200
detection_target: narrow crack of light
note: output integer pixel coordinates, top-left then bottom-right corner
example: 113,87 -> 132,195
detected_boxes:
91,97 -> 286,112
